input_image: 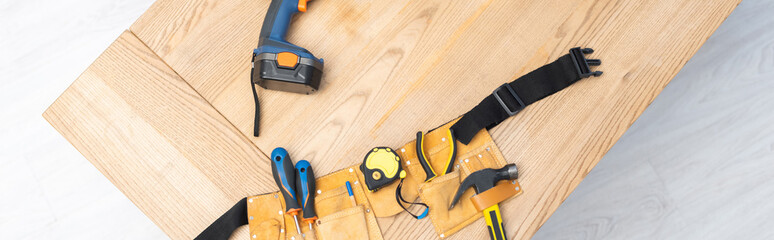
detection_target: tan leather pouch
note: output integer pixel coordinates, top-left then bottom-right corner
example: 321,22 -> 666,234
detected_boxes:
316,205 -> 370,240
395,120 -> 518,237
246,121 -> 518,239
247,167 -> 383,240
314,168 -> 383,240
247,193 -> 284,240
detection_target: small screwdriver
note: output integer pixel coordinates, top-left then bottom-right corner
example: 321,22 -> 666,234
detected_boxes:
295,160 -> 317,231
345,181 -> 356,207
270,147 -> 303,235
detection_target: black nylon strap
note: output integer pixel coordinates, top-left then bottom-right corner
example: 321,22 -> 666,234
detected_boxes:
251,67 -> 260,137
451,48 -> 602,144
195,198 -> 248,240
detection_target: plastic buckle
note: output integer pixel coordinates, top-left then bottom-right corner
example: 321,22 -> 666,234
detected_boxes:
569,47 -> 603,78
492,83 -> 525,116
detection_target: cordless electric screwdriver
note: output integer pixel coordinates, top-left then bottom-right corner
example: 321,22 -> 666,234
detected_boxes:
251,0 -> 324,136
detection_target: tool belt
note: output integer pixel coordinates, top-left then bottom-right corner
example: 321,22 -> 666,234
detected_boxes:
197,47 -> 602,240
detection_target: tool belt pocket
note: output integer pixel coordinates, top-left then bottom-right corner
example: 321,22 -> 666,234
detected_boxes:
246,172 -> 383,240
315,184 -> 352,217
247,193 -> 285,240
316,205 -> 371,240
414,128 -> 510,237
418,171 -> 472,237
311,169 -> 384,240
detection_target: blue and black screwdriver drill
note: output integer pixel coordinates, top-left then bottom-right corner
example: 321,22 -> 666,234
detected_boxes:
251,0 -> 324,136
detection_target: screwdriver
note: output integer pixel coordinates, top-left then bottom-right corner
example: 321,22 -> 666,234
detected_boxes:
270,147 -> 303,235
345,181 -> 356,207
295,160 -> 317,231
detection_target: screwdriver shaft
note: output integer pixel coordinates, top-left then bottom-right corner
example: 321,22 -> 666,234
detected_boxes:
292,215 -> 302,235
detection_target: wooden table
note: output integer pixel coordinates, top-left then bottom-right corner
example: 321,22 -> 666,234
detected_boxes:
43,0 -> 740,239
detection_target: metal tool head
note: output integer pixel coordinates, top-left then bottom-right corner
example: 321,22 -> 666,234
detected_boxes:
448,164 -> 518,210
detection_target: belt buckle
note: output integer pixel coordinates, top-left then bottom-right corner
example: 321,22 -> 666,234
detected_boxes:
492,83 -> 525,116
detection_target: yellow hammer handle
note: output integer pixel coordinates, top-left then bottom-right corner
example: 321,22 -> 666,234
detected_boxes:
483,204 -> 507,240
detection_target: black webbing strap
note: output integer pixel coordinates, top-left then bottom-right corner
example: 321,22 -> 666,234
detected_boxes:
450,47 -> 602,144
195,198 -> 248,240
251,66 -> 260,137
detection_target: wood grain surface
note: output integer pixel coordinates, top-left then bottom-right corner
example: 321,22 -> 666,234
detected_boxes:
43,31 -> 272,239
43,0 -> 740,239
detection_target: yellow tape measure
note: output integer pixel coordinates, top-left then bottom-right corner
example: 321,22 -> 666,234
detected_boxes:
360,147 -> 406,192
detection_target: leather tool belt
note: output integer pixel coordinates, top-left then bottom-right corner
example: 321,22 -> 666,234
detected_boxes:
197,47 -> 602,240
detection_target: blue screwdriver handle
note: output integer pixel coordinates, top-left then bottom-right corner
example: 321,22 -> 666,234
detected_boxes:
295,160 -> 317,222
270,147 -> 301,214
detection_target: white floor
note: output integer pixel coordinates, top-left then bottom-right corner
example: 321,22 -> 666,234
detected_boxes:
0,0 -> 771,239
534,0 -> 774,239
0,0 -> 164,239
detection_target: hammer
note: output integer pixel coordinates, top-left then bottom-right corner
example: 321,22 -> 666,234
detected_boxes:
449,164 -> 519,240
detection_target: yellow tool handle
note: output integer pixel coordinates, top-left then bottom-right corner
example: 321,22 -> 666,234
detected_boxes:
416,129 -> 457,182
415,131 -> 438,182
483,204 -> 507,240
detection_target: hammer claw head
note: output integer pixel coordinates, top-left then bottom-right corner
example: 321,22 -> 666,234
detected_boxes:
447,164 -> 519,210
448,173 -> 476,209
